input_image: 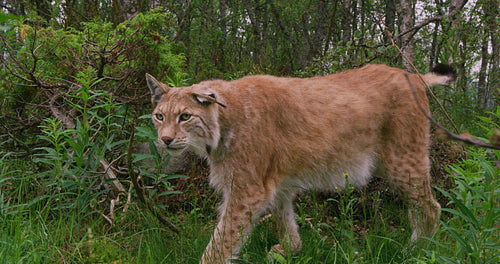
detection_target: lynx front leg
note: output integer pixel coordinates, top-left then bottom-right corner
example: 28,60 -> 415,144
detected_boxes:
201,183 -> 269,264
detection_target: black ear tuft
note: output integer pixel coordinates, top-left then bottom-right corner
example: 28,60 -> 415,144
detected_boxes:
432,63 -> 456,78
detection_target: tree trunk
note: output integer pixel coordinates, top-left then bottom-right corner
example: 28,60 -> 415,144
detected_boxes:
485,0 -> 499,109
447,0 -> 466,68
323,1 -> 339,56
310,0 -> 329,60
243,0 -> 263,63
397,0 -> 415,71
342,0 -> 353,44
429,0 -> 444,69
477,29 -> 489,110
385,0 -> 396,43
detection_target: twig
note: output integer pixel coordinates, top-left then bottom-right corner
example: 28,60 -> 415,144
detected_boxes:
49,92 -> 76,129
123,181 -> 133,213
487,150 -> 500,171
393,1 -> 467,43
128,126 -> 146,204
109,197 -> 117,223
404,74 -> 500,151
99,157 -> 126,193
99,210 -> 114,226
383,25 -> 460,133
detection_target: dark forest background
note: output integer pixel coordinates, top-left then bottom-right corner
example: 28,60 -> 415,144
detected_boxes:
0,1 -> 499,263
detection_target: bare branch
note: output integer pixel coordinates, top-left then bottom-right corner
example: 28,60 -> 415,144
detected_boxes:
404,74 -> 500,151
99,155 -> 127,193
487,150 -> 500,171
49,92 -> 75,129
393,1 -> 468,41
127,123 -> 180,234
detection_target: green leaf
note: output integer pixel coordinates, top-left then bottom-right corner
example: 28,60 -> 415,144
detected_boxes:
268,251 -> 287,264
158,190 -> 182,197
477,116 -> 492,123
106,139 -> 129,150
148,140 -> 160,159
445,226 -> 474,253
139,114 -> 152,119
161,174 -> 188,181
136,126 -> 157,140
0,11 -> 18,23
437,256 -> 460,264
354,30 -> 362,38
132,153 -> 153,163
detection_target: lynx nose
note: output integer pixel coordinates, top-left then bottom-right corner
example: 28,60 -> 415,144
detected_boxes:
161,136 -> 174,145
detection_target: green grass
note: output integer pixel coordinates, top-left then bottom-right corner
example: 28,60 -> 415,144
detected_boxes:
1,79 -> 498,263
1,146 -> 499,263
0,192 -> 413,264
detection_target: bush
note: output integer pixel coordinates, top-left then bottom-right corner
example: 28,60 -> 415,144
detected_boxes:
423,109 -> 500,264
0,8 -> 185,151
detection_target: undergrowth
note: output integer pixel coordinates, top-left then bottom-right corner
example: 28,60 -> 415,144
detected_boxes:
1,144 -> 498,263
1,70 -> 499,263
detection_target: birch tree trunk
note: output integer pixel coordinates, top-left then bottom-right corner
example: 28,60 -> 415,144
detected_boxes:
448,0 -> 466,67
397,0 -> 415,71
485,0 -> 499,109
478,29 -> 489,110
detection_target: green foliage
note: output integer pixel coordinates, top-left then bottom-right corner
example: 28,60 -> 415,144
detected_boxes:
0,9 -> 186,151
6,7 -> 183,84
421,111 -> 500,264
32,69 -> 116,219
1,2 -> 500,263
299,37 -> 401,77
426,150 -> 500,264
134,118 -> 188,207
0,66 -> 189,262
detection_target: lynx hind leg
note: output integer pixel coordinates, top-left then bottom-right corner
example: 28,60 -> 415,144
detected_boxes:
380,140 -> 441,241
269,189 -> 302,256
201,182 -> 270,264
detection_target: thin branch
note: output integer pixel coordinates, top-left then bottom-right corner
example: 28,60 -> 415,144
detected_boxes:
393,1 -> 468,41
487,150 -> 500,171
99,155 -> 127,193
49,92 -> 75,129
405,74 -> 500,151
266,0 -> 291,39
383,10 -> 500,169
383,25 -> 460,133
127,123 -> 180,234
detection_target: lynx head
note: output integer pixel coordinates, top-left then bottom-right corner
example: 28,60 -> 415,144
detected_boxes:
146,74 -> 225,157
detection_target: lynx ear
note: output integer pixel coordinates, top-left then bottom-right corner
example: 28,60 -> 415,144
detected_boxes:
192,91 -> 226,108
146,73 -> 169,105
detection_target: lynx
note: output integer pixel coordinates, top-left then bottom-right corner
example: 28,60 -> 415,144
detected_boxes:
146,64 -> 455,263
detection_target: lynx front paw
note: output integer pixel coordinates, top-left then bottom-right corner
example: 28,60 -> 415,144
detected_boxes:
267,243 -> 302,263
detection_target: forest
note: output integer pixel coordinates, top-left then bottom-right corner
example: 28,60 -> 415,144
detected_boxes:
0,0 -> 499,263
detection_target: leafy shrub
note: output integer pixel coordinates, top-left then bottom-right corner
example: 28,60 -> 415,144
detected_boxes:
423,109 -> 500,264
0,8 -> 185,151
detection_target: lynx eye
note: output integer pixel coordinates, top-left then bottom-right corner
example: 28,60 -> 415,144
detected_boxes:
179,113 -> 192,122
154,113 -> 164,121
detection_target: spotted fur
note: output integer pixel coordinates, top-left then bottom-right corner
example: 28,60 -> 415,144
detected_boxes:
147,64 -> 454,264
